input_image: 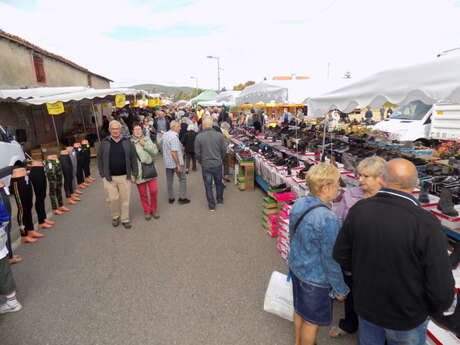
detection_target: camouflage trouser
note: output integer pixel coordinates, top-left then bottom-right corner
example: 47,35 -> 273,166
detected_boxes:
46,165 -> 63,210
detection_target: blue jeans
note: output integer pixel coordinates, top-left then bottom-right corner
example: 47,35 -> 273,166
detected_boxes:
358,316 -> 428,345
201,165 -> 224,209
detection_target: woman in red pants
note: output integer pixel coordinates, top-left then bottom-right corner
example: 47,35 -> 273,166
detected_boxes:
131,123 -> 159,220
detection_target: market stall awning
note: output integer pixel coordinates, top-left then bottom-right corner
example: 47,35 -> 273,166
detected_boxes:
306,55 -> 460,118
16,87 -> 145,105
235,82 -> 288,106
190,89 -> 218,105
0,86 -> 88,102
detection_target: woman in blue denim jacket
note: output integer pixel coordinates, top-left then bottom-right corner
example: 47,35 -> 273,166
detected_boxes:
288,163 -> 349,345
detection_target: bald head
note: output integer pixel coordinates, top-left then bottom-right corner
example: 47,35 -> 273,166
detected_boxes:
202,116 -> 213,129
382,158 -> 418,192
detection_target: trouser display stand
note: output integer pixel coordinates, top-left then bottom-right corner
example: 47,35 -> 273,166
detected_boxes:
81,140 -> 95,183
9,168 -> 43,243
60,150 -> 79,204
74,143 -> 89,189
45,155 -> 69,216
29,161 -> 54,229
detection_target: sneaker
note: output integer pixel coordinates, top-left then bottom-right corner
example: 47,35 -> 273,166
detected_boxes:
152,212 -> 160,219
178,198 -> 191,205
168,198 -> 175,204
209,208 -> 216,212
145,214 -> 152,221
217,200 -> 224,204
112,218 -> 120,227
0,302 -> 22,314
122,222 -> 132,229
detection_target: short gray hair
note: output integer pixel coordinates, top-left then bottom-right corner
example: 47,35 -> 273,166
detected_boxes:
357,156 -> 386,177
109,120 -> 121,129
202,116 -> 213,128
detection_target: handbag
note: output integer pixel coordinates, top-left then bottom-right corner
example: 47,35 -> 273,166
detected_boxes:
135,146 -> 157,179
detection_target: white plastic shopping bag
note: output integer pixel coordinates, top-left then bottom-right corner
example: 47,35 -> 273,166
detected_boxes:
263,271 -> 294,322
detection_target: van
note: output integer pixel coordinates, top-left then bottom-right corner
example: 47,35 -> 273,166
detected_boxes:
372,100 -> 460,144
0,126 -> 26,187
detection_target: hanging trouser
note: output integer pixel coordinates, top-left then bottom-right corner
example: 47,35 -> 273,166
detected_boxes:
70,151 -> 78,189
0,187 -> 13,258
29,166 -> 47,224
9,176 -> 34,237
60,154 -> 74,198
45,160 -> 64,210
82,145 -> 91,178
76,149 -> 85,185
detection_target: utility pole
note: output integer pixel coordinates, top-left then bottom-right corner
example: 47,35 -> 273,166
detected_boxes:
207,56 -> 221,91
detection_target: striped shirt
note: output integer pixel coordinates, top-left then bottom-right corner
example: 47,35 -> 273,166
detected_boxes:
161,130 -> 184,169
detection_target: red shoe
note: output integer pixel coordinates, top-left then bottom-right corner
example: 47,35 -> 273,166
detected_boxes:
59,206 -> 70,212
21,236 -> 38,243
38,222 -> 53,229
44,219 -> 55,225
29,230 -> 45,238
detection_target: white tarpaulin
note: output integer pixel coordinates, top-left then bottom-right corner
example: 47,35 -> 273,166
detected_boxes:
0,86 -> 88,102
235,82 -> 288,105
307,55 -> 460,118
16,87 -> 144,105
198,90 -> 241,106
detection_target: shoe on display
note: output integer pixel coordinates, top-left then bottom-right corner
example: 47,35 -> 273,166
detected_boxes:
112,218 -> 120,227
438,188 -> 459,217
44,219 -> 55,225
418,181 -> 430,204
53,209 -> 64,215
59,206 -> 70,212
178,198 -> 191,205
38,222 -> 53,229
144,213 -> 152,221
0,302 -> 22,314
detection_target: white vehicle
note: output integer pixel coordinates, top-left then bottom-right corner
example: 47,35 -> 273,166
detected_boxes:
373,100 -> 460,143
0,126 -> 26,187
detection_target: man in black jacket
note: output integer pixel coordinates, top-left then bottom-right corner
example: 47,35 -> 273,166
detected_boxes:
333,158 -> 454,345
97,120 -> 138,229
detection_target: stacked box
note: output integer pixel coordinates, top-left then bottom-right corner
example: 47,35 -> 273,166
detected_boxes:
262,196 -> 280,237
277,203 -> 293,261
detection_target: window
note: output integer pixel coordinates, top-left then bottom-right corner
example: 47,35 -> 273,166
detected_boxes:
87,74 -> 92,87
33,55 -> 46,83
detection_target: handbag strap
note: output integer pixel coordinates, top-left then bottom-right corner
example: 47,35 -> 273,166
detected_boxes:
291,203 -> 328,238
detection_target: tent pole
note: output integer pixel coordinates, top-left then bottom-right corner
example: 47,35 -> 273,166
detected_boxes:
91,101 -> 101,143
79,104 -> 87,132
50,113 -> 60,146
321,113 -> 328,161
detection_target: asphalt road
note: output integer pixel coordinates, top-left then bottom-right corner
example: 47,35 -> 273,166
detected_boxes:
0,159 -> 357,345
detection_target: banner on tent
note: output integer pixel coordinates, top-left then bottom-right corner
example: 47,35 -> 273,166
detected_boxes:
46,101 -> 65,115
115,94 -> 126,108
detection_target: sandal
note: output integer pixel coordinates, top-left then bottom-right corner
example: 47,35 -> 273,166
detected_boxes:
328,326 -> 348,338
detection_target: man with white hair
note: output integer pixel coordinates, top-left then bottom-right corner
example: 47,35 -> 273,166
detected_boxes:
97,120 -> 138,229
161,121 -> 190,204
333,158 -> 454,345
194,116 -> 226,211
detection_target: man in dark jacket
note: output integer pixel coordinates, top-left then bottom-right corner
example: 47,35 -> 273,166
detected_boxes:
333,158 -> 455,345
97,120 -> 138,229
194,116 -> 226,211
182,125 -> 197,173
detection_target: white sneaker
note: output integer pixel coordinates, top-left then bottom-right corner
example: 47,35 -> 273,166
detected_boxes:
0,302 -> 22,314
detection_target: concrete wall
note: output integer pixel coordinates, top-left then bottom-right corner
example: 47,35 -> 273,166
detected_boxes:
0,38 -> 110,89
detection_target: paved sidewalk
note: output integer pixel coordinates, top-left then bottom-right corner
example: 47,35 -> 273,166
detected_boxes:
0,159 -> 356,345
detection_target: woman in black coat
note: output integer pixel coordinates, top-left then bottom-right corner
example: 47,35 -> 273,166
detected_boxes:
183,124 -> 197,173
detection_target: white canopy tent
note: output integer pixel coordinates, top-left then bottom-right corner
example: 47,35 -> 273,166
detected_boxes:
198,90 -> 241,107
0,86 -> 88,102
306,55 -> 460,118
235,82 -> 288,106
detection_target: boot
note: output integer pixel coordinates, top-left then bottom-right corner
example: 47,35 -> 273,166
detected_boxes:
438,188 -> 459,217
59,206 -> 70,212
418,181 -> 430,204
342,153 -> 355,172
21,236 -> 38,243
28,230 -> 45,238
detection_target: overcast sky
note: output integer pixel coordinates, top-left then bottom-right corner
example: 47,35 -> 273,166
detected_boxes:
1,0 -> 460,90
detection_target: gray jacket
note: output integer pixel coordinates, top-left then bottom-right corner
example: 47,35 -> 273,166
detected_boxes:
97,137 -> 139,181
194,128 -> 226,168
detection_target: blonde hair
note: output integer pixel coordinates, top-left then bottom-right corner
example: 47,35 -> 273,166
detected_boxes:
306,163 -> 340,196
357,156 -> 386,177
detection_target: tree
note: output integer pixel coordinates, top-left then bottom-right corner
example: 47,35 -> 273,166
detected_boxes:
233,80 -> 256,91
221,87 -> 227,92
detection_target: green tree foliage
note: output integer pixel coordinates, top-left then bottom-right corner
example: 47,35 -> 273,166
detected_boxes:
233,80 -> 256,91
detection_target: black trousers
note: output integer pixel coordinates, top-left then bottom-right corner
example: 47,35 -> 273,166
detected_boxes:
76,150 -> 85,185
339,273 -> 358,333
83,149 -> 91,178
0,187 -> 13,258
60,155 -> 74,198
29,166 -> 47,224
9,176 -> 34,236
